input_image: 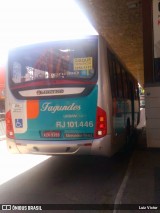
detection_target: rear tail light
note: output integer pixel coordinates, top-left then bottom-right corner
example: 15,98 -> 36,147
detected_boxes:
94,107 -> 107,139
6,110 -> 14,139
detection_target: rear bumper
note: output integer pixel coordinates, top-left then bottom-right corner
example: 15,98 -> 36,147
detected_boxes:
6,134 -> 112,156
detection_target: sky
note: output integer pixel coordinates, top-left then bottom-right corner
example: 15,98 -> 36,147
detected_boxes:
0,0 -> 97,65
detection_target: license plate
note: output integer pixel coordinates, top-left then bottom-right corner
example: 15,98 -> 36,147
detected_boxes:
41,131 -> 61,138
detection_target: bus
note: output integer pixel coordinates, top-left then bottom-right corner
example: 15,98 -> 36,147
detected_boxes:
5,35 -> 140,157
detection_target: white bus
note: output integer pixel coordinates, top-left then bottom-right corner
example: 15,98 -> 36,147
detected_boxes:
5,35 -> 140,157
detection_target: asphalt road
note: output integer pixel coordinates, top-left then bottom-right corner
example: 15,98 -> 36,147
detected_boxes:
0,139 -> 133,213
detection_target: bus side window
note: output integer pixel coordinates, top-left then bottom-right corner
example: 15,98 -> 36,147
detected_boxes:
132,81 -> 136,99
125,72 -> 130,99
107,51 -> 116,98
112,59 -> 119,98
122,68 -> 128,99
128,78 -> 134,101
134,81 -> 139,100
130,79 -> 137,100
116,61 -> 123,98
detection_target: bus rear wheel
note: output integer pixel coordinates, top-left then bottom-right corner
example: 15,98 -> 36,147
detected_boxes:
126,118 -> 131,139
124,118 -> 132,151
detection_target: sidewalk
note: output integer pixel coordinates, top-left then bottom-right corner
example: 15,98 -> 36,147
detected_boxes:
119,148 -> 160,205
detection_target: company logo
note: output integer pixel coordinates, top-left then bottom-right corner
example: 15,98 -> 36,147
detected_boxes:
41,102 -> 81,113
37,89 -> 64,95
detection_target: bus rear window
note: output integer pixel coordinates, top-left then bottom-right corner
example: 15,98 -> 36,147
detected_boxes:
9,38 -> 98,86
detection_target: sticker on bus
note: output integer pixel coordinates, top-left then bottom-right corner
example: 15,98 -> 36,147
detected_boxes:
74,57 -> 93,70
15,119 -> 23,128
64,133 -> 93,138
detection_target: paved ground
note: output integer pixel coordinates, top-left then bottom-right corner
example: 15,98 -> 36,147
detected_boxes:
1,128 -> 159,213
0,140 -> 131,213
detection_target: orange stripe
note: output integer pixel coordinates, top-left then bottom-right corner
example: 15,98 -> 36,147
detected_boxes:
27,100 -> 39,119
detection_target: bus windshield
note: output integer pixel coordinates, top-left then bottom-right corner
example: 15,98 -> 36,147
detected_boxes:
9,37 -> 98,88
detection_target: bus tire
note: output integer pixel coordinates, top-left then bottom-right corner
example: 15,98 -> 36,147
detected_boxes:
125,118 -> 131,148
126,118 -> 131,137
